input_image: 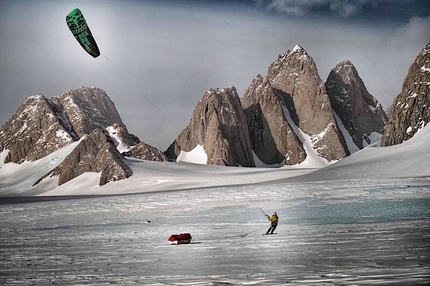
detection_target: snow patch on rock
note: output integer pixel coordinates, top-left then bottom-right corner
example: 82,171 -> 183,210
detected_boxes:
177,144 -> 208,165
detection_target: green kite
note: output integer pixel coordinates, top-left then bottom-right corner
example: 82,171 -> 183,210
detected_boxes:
66,8 -> 100,58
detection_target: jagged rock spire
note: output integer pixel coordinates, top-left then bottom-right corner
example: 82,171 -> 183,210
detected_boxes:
243,45 -> 349,165
326,60 -> 388,149
165,86 -> 254,166
381,42 -> 430,146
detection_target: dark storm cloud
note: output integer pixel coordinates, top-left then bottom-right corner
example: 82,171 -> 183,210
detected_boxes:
253,0 -> 430,20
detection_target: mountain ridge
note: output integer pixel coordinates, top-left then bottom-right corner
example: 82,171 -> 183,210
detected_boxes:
1,43 -> 429,195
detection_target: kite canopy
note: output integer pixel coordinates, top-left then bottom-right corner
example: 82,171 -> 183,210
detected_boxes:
66,8 -> 100,58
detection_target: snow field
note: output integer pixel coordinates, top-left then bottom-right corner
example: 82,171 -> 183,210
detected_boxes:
1,177 -> 429,285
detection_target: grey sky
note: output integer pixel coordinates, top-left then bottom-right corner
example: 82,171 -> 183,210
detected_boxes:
0,0 -> 429,150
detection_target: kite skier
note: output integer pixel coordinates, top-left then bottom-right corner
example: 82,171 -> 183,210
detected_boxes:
265,212 -> 278,235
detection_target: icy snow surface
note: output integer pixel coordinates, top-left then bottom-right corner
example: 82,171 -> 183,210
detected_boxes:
0,141 -> 80,196
177,144 -> 208,165
1,127 -> 430,284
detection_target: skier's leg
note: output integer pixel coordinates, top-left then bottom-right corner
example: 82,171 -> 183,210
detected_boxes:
266,226 -> 272,235
270,224 -> 277,234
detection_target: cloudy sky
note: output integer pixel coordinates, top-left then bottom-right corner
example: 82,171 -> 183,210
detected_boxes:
1,0 -> 429,150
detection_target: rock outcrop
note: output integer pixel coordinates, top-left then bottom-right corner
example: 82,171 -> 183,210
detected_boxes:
241,75 -> 306,165
243,45 -> 349,165
56,87 -> 124,138
326,60 -> 388,150
165,86 -> 255,166
106,123 -> 140,152
0,86 -> 170,188
34,129 -> 133,187
381,42 -> 430,146
0,87 -> 125,163
0,95 -> 75,163
126,142 -> 168,161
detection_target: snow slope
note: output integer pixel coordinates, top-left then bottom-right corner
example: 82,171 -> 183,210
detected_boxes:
39,159 -> 311,196
301,124 -> 430,181
0,142 -> 80,196
1,125 -> 430,196
1,121 -> 429,286
1,174 -> 429,285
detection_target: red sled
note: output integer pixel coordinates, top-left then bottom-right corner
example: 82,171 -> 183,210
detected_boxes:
168,233 -> 192,245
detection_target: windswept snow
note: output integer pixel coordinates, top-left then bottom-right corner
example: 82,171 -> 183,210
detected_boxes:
333,111 -> 360,153
39,158 -> 311,196
1,119 -> 430,285
177,144 -> 208,165
302,124 -> 430,181
1,174 -> 429,285
0,141 -> 80,196
1,125 -> 430,196
0,149 -> 9,168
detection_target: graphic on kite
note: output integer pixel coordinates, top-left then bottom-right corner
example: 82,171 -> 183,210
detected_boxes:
66,8 -> 100,58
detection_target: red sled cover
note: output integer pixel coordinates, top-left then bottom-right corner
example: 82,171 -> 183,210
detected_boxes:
168,233 -> 192,244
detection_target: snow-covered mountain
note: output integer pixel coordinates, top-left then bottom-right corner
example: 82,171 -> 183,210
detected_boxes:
1,44 -> 429,195
299,123 -> 430,181
242,45 -> 351,167
171,45 -> 390,168
326,60 -> 388,150
381,42 -> 430,146
1,123 -> 429,196
0,87 -> 167,191
33,128 -> 133,188
241,75 -> 307,166
0,87 -> 127,163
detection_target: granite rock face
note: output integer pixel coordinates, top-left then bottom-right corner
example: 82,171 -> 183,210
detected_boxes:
381,42 -> 430,146
1,87 -> 167,188
33,129 -> 133,187
241,75 -> 306,165
0,87 -> 124,163
165,86 -> 255,166
126,142 -> 168,162
326,60 -> 388,149
242,45 -> 349,164
0,94 -> 76,164
56,87 -> 124,138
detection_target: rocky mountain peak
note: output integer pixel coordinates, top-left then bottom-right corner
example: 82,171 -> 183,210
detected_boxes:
241,45 -> 349,165
1,86 -> 174,189
418,42 -> 430,60
290,44 -> 311,59
0,94 -> 75,163
292,44 -> 304,52
326,60 -> 388,149
165,86 -> 254,166
333,60 -> 354,80
267,45 -> 315,89
241,73 -> 306,166
381,42 -> 430,146
0,87 -> 126,164
57,87 -> 124,137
